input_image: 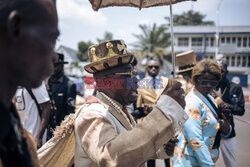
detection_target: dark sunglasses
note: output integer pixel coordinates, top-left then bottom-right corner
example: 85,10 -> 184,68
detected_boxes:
148,66 -> 159,69
199,79 -> 218,87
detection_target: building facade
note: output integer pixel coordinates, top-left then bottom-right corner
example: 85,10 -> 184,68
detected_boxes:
171,26 -> 250,87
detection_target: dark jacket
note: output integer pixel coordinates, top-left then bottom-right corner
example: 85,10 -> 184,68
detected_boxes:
219,79 -> 245,138
47,75 -> 76,139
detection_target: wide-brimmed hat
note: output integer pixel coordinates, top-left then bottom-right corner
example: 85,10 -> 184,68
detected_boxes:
84,40 -> 134,74
55,53 -> 68,64
176,50 -> 197,73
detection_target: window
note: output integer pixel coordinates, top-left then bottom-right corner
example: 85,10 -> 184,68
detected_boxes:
248,56 -> 250,67
226,37 -> 231,43
243,37 -> 247,47
232,37 -> 236,43
178,38 -> 189,46
210,37 -> 214,47
242,56 -> 246,67
206,38 -> 209,46
221,37 -> 225,44
237,56 -> 241,66
237,37 -> 242,47
231,56 -> 235,66
226,56 -> 230,65
192,37 -> 202,46
207,56 -> 214,60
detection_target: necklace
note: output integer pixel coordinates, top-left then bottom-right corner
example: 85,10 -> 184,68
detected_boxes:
99,92 -> 136,128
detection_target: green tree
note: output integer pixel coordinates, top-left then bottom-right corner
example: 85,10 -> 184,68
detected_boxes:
70,61 -> 84,72
77,41 -> 93,61
165,10 -> 214,26
133,23 -> 170,65
96,31 -> 113,43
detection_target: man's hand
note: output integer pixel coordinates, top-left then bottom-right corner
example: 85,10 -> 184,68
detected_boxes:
35,137 -> 43,149
211,88 -> 222,99
163,137 -> 179,156
219,113 -> 230,135
163,82 -> 186,109
143,104 -> 153,115
218,102 -> 232,114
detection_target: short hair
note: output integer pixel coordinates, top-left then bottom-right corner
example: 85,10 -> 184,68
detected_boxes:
0,0 -> 52,30
191,59 -> 221,85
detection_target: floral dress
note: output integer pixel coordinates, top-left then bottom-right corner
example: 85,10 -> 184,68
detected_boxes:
171,88 -> 220,167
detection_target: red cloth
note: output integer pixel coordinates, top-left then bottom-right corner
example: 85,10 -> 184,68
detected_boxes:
86,96 -> 98,104
122,107 -> 132,123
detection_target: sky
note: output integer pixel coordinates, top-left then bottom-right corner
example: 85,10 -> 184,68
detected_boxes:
56,0 -> 250,50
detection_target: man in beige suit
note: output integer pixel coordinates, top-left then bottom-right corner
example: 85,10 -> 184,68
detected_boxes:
137,60 -> 175,117
136,60 -> 175,167
74,40 -> 188,167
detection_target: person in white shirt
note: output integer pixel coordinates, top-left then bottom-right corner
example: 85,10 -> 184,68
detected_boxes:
16,81 -> 51,148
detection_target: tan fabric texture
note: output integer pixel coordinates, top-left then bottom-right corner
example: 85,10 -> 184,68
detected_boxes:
37,105 -> 86,167
74,105 -> 174,167
136,76 -> 172,108
89,0 -> 194,11
73,91 -> 187,167
37,92 -> 186,167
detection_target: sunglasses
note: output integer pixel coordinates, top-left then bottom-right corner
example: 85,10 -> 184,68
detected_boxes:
114,70 -> 137,78
148,66 -> 159,70
199,79 -> 218,87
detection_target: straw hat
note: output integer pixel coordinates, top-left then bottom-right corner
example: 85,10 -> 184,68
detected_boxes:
84,40 -> 134,74
176,50 -> 197,73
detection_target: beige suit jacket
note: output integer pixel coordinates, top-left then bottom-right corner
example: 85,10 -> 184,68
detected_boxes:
136,76 -> 173,108
74,92 -> 188,167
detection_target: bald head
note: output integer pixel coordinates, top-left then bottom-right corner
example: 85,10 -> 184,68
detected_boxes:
147,59 -> 160,67
147,59 -> 160,78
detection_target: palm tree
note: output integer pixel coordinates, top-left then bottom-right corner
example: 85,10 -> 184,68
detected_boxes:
133,23 -> 170,65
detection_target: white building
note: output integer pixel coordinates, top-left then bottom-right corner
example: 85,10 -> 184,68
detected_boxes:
56,45 -> 90,77
171,25 -> 250,87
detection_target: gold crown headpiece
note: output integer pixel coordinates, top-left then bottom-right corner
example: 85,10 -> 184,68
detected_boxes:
84,40 -> 134,74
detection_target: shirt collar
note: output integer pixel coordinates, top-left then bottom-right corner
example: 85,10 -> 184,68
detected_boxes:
147,75 -> 160,80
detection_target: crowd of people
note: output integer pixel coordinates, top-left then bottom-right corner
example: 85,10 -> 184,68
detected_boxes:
0,0 -> 245,167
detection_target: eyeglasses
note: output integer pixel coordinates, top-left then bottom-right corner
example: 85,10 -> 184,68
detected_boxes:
198,79 -> 218,87
114,70 -> 137,78
148,66 -> 159,70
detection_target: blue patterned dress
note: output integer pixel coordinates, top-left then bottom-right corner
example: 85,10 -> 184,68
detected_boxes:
171,88 -> 220,167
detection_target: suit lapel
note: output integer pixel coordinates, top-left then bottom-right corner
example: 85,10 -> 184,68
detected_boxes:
155,77 -> 169,103
139,77 -> 157,105
108,106 -> 133,130
156,77 -> 168,100
193,89 -> 218,117
97,93 -> 133,130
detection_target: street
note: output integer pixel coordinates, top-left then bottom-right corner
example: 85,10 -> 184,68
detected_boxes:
156,103 -> 250,167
